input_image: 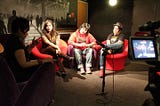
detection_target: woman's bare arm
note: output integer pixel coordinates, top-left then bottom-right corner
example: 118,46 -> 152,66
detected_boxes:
15,49 -> 53,68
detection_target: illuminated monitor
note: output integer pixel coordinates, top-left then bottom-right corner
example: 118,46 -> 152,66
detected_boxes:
130,36 -> 158,61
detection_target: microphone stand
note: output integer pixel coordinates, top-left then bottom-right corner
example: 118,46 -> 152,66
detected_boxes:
96,48 -> 108,97
101,50 -> 108,95
96,41 -> 116,104
96,41 -> 109,98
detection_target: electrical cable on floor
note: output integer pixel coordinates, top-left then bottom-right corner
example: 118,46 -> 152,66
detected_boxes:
96,54 -> 115,105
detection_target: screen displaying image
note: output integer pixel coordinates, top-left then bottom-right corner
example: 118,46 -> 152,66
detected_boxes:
133,40 -> 156,58
130,37 -> 158,61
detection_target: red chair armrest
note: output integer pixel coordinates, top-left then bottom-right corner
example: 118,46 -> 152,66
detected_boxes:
31,46 -> 53,59
156,72 -> 160,76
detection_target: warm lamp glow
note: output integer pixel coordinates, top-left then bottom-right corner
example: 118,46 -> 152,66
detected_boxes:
109,0 -> 117,6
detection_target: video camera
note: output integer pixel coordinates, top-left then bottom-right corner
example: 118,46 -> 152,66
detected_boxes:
139,20 -> 160,36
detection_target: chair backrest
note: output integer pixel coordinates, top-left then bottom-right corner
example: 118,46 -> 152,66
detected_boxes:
31,38 -> 53,59
0,55 -> 20,106
58,39 -> 68,55
123,39 -> 129,53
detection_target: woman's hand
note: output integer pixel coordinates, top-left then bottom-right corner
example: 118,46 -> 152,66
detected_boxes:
32,37 -> 39,46
78,43 -> 87,47
55,46 -> 61,54
57,47 -> 61,53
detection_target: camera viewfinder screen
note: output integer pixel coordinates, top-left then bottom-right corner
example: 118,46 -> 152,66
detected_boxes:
132,39 -> 157,60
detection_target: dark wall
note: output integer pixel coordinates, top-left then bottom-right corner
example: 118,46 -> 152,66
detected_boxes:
88,0 -> 133,41
132,0 -> 160,35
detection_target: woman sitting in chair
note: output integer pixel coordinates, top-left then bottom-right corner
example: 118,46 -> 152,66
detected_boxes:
40,19 -> 73,77
99,22 -> 125,77
5,17 -> 54,83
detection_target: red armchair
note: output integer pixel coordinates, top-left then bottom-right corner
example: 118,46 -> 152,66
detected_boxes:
101,39 -> 128,71
31,38 -> 53,59
31,38 -> 68,71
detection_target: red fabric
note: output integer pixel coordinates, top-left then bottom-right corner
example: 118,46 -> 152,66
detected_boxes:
31,47 -> 53,59
31,38 -> 53,59
54,62 -> 60,72
93,44 -> 101,51
156,72 -> 160,76
104,39 -> 128,71
134,31 -> 150,36
58,39 -> 68,55
31,38 -> 68,72
31,38 -> 67,59
68,30 -> 96,50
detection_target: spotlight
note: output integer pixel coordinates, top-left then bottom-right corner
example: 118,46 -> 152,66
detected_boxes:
108,0 -> 117,7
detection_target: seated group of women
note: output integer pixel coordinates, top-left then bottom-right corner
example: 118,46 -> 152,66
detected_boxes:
4,16 -> 125,84
30,20 -> 125,77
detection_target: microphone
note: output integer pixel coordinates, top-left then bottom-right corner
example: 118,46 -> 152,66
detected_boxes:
96,40 -> 110,49
96,40 -> 106,48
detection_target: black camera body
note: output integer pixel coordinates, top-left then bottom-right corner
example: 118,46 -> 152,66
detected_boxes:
139,21 -> 160,106
139,20 -> 160,31
139,20 -> 160,37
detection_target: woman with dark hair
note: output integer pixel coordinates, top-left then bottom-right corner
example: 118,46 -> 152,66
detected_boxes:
41,19 -> 73,77
5,17 -> 54,82
68,23 -> 96,74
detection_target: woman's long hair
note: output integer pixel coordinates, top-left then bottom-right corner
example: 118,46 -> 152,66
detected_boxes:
42,19 -> 58,39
